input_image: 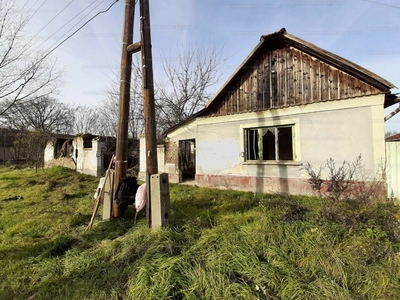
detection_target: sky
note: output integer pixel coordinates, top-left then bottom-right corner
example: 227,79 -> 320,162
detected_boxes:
14,0 -> 400,132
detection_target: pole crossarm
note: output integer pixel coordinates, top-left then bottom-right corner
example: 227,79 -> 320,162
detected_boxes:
127,41 -> 141,54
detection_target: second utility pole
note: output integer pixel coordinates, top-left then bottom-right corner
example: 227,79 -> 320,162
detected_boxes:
140,0 -> 158,226
140,0 -> 158,175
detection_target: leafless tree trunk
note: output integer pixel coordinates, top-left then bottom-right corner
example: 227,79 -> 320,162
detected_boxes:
0,0 -> 63,116
155,42 -> 225,133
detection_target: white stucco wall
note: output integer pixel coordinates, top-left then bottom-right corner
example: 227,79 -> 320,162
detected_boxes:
386,141 -> 400,201
44,136 -> 107,177
74,137 -> 105,177
139,135 -> 165,181
44,141 -> 55,164
155,94 -> 386,194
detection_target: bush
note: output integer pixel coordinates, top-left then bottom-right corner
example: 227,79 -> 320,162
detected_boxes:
302,155 -> 386,202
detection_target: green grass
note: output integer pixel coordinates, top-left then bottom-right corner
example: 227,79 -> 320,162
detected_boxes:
0,166 -> 399,299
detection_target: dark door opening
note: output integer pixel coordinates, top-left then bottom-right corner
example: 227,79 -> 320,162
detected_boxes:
179,139 -> 196,181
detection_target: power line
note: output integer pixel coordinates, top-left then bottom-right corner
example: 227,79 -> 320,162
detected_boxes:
5,0 -> 119,99
30,0 -> 74,42
15,0 -> 75,59
39,0 -> 120,64
361,0 -> 400,9
31,0 -> 103,53
25,0 -> 50,24
17,0 -> 33,15
23,0 -> 40,15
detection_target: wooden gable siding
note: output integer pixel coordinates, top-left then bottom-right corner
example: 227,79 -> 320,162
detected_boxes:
208,46 -> 382,116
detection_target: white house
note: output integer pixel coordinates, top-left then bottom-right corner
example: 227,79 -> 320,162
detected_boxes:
142,28 -> 398,196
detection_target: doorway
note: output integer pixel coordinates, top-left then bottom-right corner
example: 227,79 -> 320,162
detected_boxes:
179,139 -> 196,181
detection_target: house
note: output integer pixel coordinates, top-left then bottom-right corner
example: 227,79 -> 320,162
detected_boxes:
45,134 -> 140,177
44,134 -> 115,177
141,28 -> 398,196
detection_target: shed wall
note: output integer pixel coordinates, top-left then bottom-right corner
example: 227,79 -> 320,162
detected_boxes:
386,141 -> 400,201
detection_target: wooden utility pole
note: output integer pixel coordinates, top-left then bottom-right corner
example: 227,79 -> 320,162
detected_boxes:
140,0 -> 158,226
113,0 -> 136,218
113,0 -> 159,225
140,0 -> 158,175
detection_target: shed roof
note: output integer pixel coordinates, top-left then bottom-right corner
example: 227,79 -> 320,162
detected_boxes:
386,133 -> 400,142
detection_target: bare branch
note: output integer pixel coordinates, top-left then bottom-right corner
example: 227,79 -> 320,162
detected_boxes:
156,42 -> 225,132
0,1 -> 63,116
1,96 -> 74,134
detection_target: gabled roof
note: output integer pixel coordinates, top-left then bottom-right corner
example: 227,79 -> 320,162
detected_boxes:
206,28 -> 395,108
164,28 -> 397,135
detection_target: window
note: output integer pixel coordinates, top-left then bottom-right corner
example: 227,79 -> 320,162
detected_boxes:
245,126 -> 294,161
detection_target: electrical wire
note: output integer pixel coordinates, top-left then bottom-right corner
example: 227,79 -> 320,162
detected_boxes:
6,0 -> 119,99
38,0 -> 120,64
23,0 -> 40,16
17,0 -> 33,15
25,0 -> 49,24
361,0 -> 400,9
14,0 -> 75,60
29,0 -> 74,43
30,0 -> 103,53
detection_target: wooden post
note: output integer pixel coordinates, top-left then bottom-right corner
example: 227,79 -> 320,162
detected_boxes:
113,0 -> 136,218
87,155 -> 115,230
140,0 -> 158,226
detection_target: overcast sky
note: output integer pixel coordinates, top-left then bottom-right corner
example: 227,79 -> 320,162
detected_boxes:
14,0 -> 400,132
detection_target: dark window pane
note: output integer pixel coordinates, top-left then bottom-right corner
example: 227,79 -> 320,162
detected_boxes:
278,127 -> 293,160
262,128 -> 276,160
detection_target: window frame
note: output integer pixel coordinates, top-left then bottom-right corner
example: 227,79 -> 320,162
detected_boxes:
240,121 -> 299,165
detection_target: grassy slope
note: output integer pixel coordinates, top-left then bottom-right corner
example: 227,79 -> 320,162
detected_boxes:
0,166 -> 399,300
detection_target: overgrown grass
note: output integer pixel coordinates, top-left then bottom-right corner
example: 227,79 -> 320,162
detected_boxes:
0,166 -> 399,299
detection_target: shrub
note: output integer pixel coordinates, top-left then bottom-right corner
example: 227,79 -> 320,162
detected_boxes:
302,155 -> 386,202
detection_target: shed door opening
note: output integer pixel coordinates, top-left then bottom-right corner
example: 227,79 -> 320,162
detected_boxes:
179,139 -> 196,181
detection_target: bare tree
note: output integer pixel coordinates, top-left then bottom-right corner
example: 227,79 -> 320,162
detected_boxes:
1,96 -> 75,134
155,42 -> 225,132
73,105 -> 100,135
100,43 -> 225,140
96,93 -> 119,137
13,128 -> 51,171
0,0 -> 63,116
98,58 -> 144,139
